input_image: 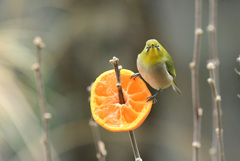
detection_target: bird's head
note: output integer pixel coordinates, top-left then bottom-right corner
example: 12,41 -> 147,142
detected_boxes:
139,39 -> 166,65
145,39 -> 160,52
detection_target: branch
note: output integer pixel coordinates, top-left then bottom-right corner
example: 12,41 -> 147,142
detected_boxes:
109,57 -> 124,104
207,0 -> 226,160
235,55 -> 240,76
234,68 -> 240,75
89,118 -> 107,161
236,56 -> 240,98
32,37 -> 51,161
128,130 -> 142,161
109,57 -> 142,161
207,63 -> 225,161
190,0 -> 203,161
88,83 -> 107,161
207,0 -> 219,159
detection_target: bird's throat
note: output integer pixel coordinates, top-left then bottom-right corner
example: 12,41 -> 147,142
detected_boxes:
141,49 -> 163,66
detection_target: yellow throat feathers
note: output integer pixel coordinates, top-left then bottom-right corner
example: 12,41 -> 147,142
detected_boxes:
140,47 -> 165,66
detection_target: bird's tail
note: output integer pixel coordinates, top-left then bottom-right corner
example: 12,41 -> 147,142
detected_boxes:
172,80 -> 182,94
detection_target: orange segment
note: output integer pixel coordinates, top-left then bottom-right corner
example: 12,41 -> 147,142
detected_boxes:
90,69 -> 152,132
126,99 -> 145,113
126,78 -> 146,94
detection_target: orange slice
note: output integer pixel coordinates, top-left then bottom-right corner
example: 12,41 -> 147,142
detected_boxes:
90,69 -> 152,132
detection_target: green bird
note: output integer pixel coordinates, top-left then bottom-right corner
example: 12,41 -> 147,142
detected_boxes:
131,39 -> 181,103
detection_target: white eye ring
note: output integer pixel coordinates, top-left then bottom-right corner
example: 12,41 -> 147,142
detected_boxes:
146,46 -> 150,52
156,45 -> 160,50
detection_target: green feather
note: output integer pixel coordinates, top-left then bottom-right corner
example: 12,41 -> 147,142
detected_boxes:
163,47 -> 181,94
163,48 -> 176,78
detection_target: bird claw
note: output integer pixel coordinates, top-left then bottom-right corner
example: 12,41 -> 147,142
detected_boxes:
146,89 -> 162,104
130,73 -> 141,80
146,95 -> 157,104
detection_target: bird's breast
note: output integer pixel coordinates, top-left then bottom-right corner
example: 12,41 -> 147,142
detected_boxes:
137,56 -> 173,90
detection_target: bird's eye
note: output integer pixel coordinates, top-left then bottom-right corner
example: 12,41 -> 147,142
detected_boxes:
156,45 -> 160,50
146,46 -> 150,52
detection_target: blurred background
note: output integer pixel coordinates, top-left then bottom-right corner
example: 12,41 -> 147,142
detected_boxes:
0,0 -> 239,161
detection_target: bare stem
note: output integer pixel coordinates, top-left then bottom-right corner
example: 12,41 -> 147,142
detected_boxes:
109,57 -> 125,104
236,56 -> 240,98
89,118 -> 107,161
207,0 -> 225,161
207,68 -> 225,161
207,1 -> 219,160
88,83 -> 107,161
109,56 -> 142,161
32,37 -> 51,161
235,55 -> 240,76
190,0 -> 203,161
128,130 -> 142,161
235,68 -> 240,75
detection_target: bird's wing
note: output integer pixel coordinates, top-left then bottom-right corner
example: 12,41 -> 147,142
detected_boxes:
165,55 -> 176,78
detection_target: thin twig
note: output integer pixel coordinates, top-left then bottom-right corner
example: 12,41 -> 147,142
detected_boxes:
236,56 -> 240,98
207,0 -> 225,160
207,0 -> 220,93
128,130 -> 141,161
234,68 -> 240,75
235,55 -> 240,76
207,63 -> 225,161
189,0 -> 203,161
207,0 -> 219,160
109,56 -> 142,161
32,37 -> 51,161
89,118 -> 107,161
109,57 -> 124,104
88,83 -> 107,161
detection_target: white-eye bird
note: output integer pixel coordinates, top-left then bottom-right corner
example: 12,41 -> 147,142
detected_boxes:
131,39 -> 181,103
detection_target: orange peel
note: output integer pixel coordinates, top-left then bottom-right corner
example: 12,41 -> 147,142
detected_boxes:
90,69 -> 152,132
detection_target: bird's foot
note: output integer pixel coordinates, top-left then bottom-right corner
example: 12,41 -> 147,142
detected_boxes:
130,73 -> 141,80
146,95 -> 158,104
146,89 -> 162,104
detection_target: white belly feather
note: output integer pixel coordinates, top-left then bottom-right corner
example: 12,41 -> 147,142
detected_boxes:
137,55 -> 173,90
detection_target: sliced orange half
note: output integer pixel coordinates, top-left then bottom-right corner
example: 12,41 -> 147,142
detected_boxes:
90,69 -> 152,132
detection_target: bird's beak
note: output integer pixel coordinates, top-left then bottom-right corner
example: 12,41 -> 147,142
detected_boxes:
151,44 -> 155,48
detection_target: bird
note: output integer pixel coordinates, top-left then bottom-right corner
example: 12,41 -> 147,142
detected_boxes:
131,39 -> 181,103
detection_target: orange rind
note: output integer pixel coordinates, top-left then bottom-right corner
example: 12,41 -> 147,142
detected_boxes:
90,69 -> 152,132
